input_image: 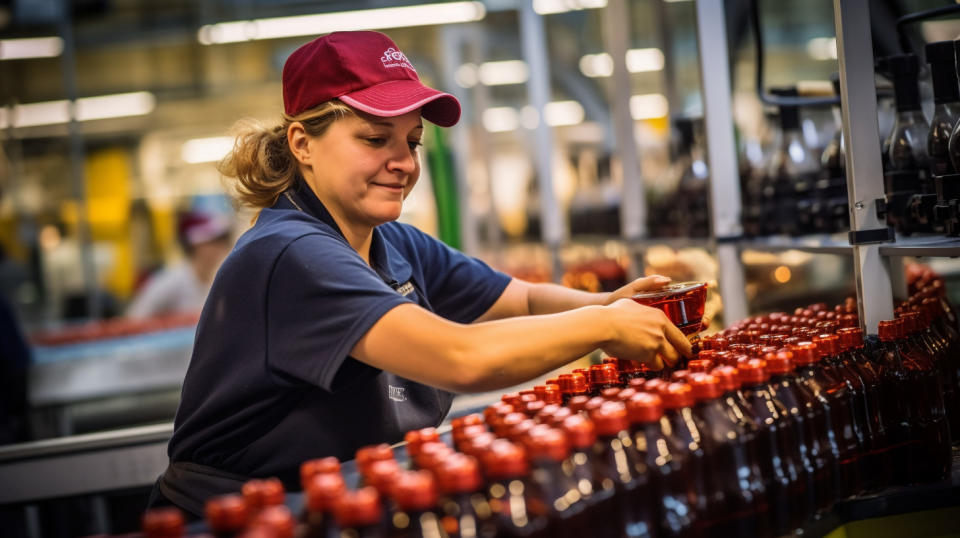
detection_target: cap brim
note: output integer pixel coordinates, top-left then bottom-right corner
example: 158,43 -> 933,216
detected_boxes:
339,79 -> 461,127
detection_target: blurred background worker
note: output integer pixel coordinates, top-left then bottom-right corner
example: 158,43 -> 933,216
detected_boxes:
126,208 -> 234,319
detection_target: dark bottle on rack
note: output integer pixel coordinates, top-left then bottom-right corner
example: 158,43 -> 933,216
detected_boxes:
626,392 -> 697,538
525,426 -> 592,538
481,439 -> 550,537
886,54 -> 930,173
302,473 -> 346,538
763,351 -> 819,521
334,487 -> 388,538
142,507 -> 184,538
589,402 -> 655,538
560,414 -> 621,538
926,41 -> 960,176
436,454 -> 496,538
659,382 -> 720,535
897,313 -> 952,482
815,74 -> 849,234
818,333 -> 871,477
837,327 -> 893,490
737,359 -> 804,534
205,494 -> 248,538
688,373 -> 769,536
388,471 -> 449,538
765,87 -> 820,236
874,319 -> 918,485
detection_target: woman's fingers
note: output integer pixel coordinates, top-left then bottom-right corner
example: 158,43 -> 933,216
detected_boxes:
631,274 -> 672,292
662,318 -> 693,358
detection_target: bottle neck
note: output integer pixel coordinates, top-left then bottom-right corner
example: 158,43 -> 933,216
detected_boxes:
893,75 -> 922,112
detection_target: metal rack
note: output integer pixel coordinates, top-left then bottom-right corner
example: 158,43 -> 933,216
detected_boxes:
692,0 -> 960,335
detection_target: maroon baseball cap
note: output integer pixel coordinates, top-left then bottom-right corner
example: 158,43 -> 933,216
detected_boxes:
282,31 -> 460,127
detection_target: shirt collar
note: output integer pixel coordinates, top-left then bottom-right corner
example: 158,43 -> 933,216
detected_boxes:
276,180 -> 413,288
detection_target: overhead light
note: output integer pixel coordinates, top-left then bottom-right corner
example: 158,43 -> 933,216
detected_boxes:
579,53 -> 614,78
478,60 -> 529,86
626,48 -> 664,72
482,107 -> 520,133
455,63 -> 479,88
0,92 -> 156,128
483,100 -> 585,132
579,48 -> 664,77
629,93 -> 668,120
533,0 -> 606,15
807,37 -> 837,60
182,136 -> 235,164
0,37 -> 64,60
544,100 -> 584,126
198,2 -> 486,45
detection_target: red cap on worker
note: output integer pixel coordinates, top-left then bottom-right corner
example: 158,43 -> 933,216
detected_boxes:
282,31 -> 461,127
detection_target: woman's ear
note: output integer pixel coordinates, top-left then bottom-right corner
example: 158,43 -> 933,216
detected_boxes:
287,122 -> 311,165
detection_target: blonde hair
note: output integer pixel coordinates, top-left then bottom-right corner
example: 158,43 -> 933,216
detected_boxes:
218,100 -> 355,210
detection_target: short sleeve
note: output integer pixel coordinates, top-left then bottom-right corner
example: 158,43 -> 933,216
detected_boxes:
397,225 -> 512,323
266,233 -> 413,390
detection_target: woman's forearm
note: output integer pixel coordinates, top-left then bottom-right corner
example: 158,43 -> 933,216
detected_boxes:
525,282 -> 609,315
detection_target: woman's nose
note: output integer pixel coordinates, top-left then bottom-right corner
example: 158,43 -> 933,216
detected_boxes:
387,142 -> 417,174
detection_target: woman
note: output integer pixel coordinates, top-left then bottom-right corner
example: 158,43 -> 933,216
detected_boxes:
153,30 -> 693,516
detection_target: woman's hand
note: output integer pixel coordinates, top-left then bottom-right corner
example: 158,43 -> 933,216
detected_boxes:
603,275 -> 672,306
601,298 -> 693,370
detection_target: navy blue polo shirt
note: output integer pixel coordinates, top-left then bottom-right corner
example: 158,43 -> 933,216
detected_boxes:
167,181 -> 511,487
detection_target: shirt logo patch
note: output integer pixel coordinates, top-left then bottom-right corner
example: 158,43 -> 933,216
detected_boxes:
395,281 -> 415,297
388,385 -> 407,402
380,47 -> 415,71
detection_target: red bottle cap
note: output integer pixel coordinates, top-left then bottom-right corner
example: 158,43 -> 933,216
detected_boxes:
334,487 -> 382,528
738,359 -> 768,384
481,439 -> 529,478
818,334 -> 840,356
143,507 -> 184,537
838,327 -> 864,349
459,432 -> 496,459
789,342 -> 818,365
251,505 -> 295,538
546,406 -> 573,428
392,470 -> 439,511
644,378 -> 667,394
546,377 -> 561,386
484,402 -> 514,425
584,396 -> 607,412
501,393 -> 522,407
364,459 -> 402,497
628,378 -> 647,390
689,373 -> 722,401
523,399 -> 546,418
688,359 -> 714,373
300,457 -> 341,488
525,427 -> 570,462
710,365 -> 741,392
356,443 -> 395,473
589,364 -> 620,387
670,370 -> 691,382
242,478 -> 285,512
900,311 -> 920,334
765,351 -> 793,374
453,423 -> 488,446
617,358 -> 642,376
601,387 -> 621,400
616,387 -> 638,401
416,442 -> 455,472
306,473 -> 347,513
451,413 -> 484,432
436,454 -> 482,494
559,373 -> 589,395
534,384 -> 562,405
205,494 -> 247,532
877,319 -> 897,341
589,401 -> 629,436
660,382 -> 694,409
712,350 -> 734,366
626,392 -> 664,424
560,413 -> 597,448
567,395 -> 591,413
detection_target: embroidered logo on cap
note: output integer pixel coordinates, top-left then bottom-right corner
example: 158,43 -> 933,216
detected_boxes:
380,47 -> 415,71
